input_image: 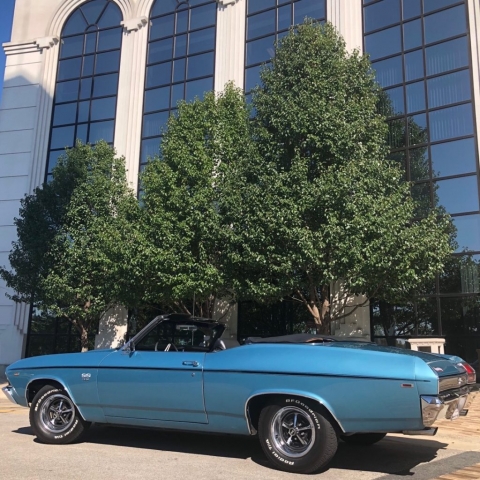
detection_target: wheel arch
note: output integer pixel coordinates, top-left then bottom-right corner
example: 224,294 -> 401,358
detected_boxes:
245,391 -> 345,435
25,377 -> 86,421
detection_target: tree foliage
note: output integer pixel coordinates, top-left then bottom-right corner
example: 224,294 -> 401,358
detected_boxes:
0,142 -> 139,350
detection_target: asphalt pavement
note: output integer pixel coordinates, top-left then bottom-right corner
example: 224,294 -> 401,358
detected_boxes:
1,384 -> 480,480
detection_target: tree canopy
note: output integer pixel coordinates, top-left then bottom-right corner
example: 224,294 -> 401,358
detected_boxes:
0,142 -> 139,350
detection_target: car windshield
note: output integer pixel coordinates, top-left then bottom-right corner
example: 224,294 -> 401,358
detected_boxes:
128,316 -> 224,353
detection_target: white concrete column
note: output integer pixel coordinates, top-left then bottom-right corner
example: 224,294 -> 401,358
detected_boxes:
327,0 -> 363,53
214,0 -> 246,91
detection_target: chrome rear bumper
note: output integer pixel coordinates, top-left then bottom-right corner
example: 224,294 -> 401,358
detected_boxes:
2,385 -> 19,405
421,386 -> 470,427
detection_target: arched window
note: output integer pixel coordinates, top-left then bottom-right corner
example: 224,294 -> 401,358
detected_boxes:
245,0 -> 326,96
45,0 -> 123,180
140,0 -> 218,172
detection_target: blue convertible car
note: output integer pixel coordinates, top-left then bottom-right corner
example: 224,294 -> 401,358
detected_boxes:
2,314 -> 477,473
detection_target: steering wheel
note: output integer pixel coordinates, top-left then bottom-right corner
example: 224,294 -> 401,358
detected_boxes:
164,343 -> 178,352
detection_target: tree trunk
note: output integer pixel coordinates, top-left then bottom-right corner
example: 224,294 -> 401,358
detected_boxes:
80,325 -> 89,352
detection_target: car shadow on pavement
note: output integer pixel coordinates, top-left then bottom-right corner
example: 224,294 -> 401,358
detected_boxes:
13,424 -> 457,476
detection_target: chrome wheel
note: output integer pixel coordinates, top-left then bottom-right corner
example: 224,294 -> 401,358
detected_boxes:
271,406 -> 316,457
40,394 -> 75,434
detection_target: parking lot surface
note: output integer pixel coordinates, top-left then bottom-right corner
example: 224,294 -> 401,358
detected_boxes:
1,385 -> 479,480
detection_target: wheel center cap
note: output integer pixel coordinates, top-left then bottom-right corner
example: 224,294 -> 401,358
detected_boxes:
288,428 -> 298,436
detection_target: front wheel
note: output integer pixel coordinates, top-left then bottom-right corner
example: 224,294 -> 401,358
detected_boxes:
29,385 -> 90,444
341,433 -> 386,446
258,397 -> 338,474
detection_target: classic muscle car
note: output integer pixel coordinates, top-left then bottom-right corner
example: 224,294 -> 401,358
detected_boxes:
2,314 -> 477,474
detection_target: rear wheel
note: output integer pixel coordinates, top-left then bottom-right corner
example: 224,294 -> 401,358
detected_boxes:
341,433 -> 386,445
258,397 -> 338,473
29,385 -> 90,444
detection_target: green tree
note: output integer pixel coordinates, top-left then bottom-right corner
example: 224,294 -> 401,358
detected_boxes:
222,22 -> 453,333
138,85 -> 255,318
0,142 -> 140,351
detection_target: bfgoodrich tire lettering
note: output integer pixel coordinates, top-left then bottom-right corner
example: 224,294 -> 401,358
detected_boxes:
29,385 -> 90,444
258,397 -> 338,474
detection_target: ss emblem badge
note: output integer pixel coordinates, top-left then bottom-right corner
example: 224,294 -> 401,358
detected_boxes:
81,373 -> 91,381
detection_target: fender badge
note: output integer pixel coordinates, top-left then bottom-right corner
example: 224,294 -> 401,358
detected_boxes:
433,367 -> 444,372
81,373 -> 91,381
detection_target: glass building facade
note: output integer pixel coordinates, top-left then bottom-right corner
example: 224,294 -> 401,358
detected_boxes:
12,0 -> 478,362
363,0 -> 480,362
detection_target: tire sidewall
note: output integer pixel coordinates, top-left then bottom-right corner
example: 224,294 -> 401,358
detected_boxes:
30,385 -> 86,444
259,397 -> 337,473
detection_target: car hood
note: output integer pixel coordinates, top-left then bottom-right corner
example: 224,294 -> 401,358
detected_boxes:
328,342 -> 466,377
6,349 -> 116,373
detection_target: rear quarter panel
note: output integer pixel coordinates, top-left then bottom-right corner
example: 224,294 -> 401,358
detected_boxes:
203,344 -> 438,433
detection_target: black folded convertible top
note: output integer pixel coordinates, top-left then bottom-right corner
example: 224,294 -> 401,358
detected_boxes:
245,333 -> 371,344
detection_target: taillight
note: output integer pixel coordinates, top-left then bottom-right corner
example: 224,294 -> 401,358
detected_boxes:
458,362 -> 476,384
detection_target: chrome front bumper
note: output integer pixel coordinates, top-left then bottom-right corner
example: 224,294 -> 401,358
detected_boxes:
421,386 -> 470,427
2,385 -> 19,405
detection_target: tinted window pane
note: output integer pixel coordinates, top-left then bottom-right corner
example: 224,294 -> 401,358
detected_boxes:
428,70 -> 471,109
402,0 -> 421,20
185,77 -> 212,102
409,147 -> 429,181
97,27 -> 122,51
439,255 -> 480,294
80,77 -> 92,99
151,0 -> 177,17
187,52 -> 214,80
147,62 -> 172,88
143,111 -> 170,138
63,10 -> 88,36
174,34 -> 187,58
176,10 -> 188,34
453,215 -> 480,252
150,14 -> 175,41
91,97 -> 116,121
83,55 -> 95,76
53,103 -> 77,126
97,2 -> 123,28
58,58 -> 82,80
424,6 -> 467,45
171,83 -> 184,108
190,4 -> 216,30
406,81 -> 425,113
426,37 -> 469,76
372,56 -> 402,88
78,101 -> 90,122
436,176 -> 479,214
92,73 -> 118,97
405,50 -> 424,81
173,58 -> 186,82
188,28 -> 215,55
95,51 -> 120,74
149,38 -> 173,64
248,10 -> 276,40
55,80 -> 79,103
88,120 -> 114,143
365,26 -> 401,60
51,126 -> 75,149
246,64 -> 263,92
248,0 -> 275,15
429,104 -> 473,142
424,0 -> 460,13
431,138 -> 477,178
247,35 -> 275,66
408,113 -> 428,145
141,137 -> 162,164
48,150 -> 65,173
81,0 -> 105,25
60,35 -> 84,58
294,0 -> 326,24
364,0 -> 400,33
385,86 -> 404,115
76,123 -> 88,143
145,86 -> 170,113
85,32 -> 97,54
403,19 -> 422,50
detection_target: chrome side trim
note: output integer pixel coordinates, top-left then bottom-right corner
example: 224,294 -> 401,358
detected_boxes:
2,385 -> 19,405
244,391 -> 345,435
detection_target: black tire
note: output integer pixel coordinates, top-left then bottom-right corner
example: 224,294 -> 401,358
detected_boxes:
29,385 -> 90,444
258,397 -> 338,474
340,433 -> 386,446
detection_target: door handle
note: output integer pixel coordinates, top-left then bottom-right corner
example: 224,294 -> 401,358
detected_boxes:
182,361 -> 199,367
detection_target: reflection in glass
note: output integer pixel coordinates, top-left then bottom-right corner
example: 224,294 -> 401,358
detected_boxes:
427,70 -> 471,109
404,50 -> 424,81
439,255 -> 480,294
431,138 -> 477,178
408,113 -> 428,146
412,182 -> 432,217
436,176 -> 479,215
409,147 -> 429,181
372,56 -> 402,88
429,104 -> 473,142
426,37 -> 469,76
452,214 -> 480,252
365,26 -> 401,61
385,86 -> 404,115
424,5 -> 467,45
402,0 -> 421,20
406,81 -> 425,113
364,0 -> 400,33
403,19 -> 422,51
